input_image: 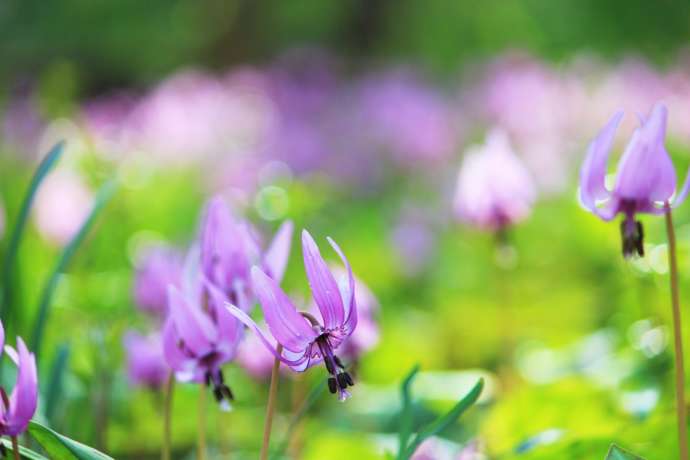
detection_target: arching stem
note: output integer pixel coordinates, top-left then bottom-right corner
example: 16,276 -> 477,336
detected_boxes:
261,344 -> 283,460
665,205 -> 688,460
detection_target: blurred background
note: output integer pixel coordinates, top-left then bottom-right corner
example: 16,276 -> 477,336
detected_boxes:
2,1 -> 690,458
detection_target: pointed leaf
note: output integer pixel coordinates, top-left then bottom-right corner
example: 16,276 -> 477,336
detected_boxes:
0,438 -> 50,460
404,378 -> 484,458
397,365 -> 420,460
605,444 -> 645,460
28,421 -> 113,460
1,141 -> 65,323
44,343 -> 70,423
30,180 -> 117,359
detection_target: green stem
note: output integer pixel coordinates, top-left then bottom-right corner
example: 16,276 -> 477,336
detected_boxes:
11,436 -> 19,460
261,345 -> 283,460
665,205 -> 688,460
162,374 -> 174,460
197,383 -> 207,460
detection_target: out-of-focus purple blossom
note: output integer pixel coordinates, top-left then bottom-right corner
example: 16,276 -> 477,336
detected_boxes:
162,250 -> 243,408
410,438 -> 485,460
356,71 -> 455,166
453,130 -> 536,231
2,92 -> 45,155
133,245 -> 183,317
33,169 -> 94,245
123,331 -> 169,389
199,195 -> 293,312
580,102 -> 690,258
0,321 -> 38,437
227,230 -> 358,401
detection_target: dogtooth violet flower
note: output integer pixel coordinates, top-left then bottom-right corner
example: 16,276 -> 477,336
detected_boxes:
226,230 -> 358,401
162,248 -> 243,408
579,103 -> 690,257
453,129 -> 536,231
132,245 -> 182,317
0,321 -> 38,437
200,196 -> 293,311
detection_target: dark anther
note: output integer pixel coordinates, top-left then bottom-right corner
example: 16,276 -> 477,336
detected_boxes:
334,355 -> 345,369
221,384 -> 234,401
204,372 -> 212,387
324,358 -> 335,375
213,386 -> 224,403
328,377 -> 337,394
217,370 -> 225,384
337,373 -> 349,390
0,443 -> 6,458
621,219 -> 644,258
344,372 -> 354,387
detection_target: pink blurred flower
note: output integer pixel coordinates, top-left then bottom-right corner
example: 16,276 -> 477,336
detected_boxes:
123,331 -> 169,389
133,245 -> 183,317
33,170 -> 93,245
453,130 -> 536,231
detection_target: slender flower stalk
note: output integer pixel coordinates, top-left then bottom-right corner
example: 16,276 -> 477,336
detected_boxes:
197,384 -> 207,460
261,344 -> 283,460
161,373 -> 174,460
11,435 -> 19,460
665,205 -> 688,460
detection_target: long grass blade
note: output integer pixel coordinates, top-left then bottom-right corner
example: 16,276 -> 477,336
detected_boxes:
30,180 -> 117,358
0,141 -> 65,324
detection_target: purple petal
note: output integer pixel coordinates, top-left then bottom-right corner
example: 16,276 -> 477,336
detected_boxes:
167,285 -> 216,356
202,278 -> 243,353
251,266 -> 317,352
327,237 -> 357,334
673,167 -> 690,208
262,220 -> 294,283
224,302 -> 312,368
579,110 -> 623,214
302,230 -> 344,329
162,319 -> 189,372
6,338 -> 37,436
614,103 -> 676,202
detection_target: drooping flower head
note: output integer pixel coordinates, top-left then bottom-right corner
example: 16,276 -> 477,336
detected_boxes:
0,321 -> 38,437
162,248 -> 243,408
227,230 -> 357,401
200,196 -> 293,311
579,103 -> 690,257
123,331 -> 169,389
453,130 -> 536,232
133,245 -> 183,317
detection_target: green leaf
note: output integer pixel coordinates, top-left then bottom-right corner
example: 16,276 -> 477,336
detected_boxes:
404,378 -> 484,458
397,365 -> 420,460
28,421 -> 113,460
605,444 -> 646,460
0,438 -> 50,460
44,343 -> 71,423
0,141 -> 64,324
30,180 -> 117,359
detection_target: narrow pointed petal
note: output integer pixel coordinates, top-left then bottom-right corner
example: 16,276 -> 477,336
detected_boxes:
673,167 -> 690,208
6,338 -> 37,435
302,230 -> 344,329
579,110 -> 623,212
168,285 -> 216,356
615,104 -> 676,201
327,237 -> 357,334
203,278 -> 243,351
162,319 -> 188,371
251,266 -> 318,352
263,220 -> 294,283
224,302 -> 311,367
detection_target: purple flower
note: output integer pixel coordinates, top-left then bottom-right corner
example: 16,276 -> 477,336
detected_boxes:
453,130 -> 536,231
0,321 -> 38,436
123,331 -> 169,389
133,245 -> 183,317
162,253 -> 243,408
580,103 -> 690,257
200,196 -> 293,311
227,230 -> 357,401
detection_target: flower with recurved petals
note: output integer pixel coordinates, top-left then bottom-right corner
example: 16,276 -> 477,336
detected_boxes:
579,102 -> 690,257
227,230 -> 357,401
0,321 -> 38,437
200,196 -> 293,311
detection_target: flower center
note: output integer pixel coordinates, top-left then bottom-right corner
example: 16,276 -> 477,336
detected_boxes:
316,335 -> 354,402
620,210 -> 644,258
205,369 -> 234,411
